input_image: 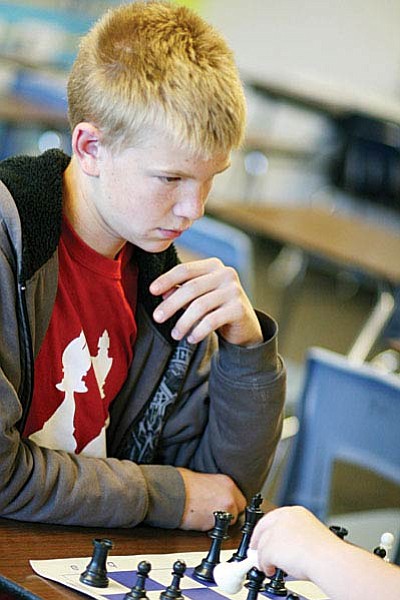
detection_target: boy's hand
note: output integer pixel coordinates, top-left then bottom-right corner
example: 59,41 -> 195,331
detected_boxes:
150,259 -> 263,347
177,468 -> 246,531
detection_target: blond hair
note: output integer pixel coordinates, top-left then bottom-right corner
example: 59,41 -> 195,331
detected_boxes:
67,1 -> 246,156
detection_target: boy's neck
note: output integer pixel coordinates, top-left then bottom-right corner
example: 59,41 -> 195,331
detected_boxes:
62,158 -> 125,260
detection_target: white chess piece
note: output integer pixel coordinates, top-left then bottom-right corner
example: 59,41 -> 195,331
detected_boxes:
29,331 -> 91,453
380,532 -> 395,562
91,330 -> 113,399
213,548 -> 259,594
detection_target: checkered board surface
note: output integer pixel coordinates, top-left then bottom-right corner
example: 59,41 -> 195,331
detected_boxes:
30,550 -> 329,600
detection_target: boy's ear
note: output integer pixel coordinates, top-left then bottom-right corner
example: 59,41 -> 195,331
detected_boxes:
71,123 -> 102,176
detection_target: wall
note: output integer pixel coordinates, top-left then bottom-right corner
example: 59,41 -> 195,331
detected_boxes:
200,0 -> 400,102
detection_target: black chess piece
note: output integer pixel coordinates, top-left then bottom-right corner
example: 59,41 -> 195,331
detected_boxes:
124,561 -> 152,600
160,560 -> 186,600
80,538 -> 113,588
329,525 -> 348,540
264,568 -> 287,596
194,511 -> 233,583
373,546 -> 387,559
245,566 -> 265,600
287,595 -> 300,600
229,493 -> 264,562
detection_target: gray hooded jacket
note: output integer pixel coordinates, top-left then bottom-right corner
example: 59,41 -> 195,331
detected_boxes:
0,150 -> 285,529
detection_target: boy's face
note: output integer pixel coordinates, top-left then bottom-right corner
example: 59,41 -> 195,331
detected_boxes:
89,132 -> 231,256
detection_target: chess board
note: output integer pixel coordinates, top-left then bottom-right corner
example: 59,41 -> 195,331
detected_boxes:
30,550 -> 329,600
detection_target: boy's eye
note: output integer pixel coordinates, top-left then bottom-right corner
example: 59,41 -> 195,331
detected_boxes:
159,176 -> 181,183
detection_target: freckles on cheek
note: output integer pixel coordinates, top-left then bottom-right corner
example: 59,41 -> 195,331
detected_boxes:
156,187 -> 175,208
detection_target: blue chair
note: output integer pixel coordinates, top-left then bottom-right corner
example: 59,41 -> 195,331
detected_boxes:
175,215 -> 255,300
278,347 -> 400,560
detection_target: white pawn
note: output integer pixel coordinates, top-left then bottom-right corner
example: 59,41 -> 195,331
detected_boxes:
380,532 -> 395,562
213,548 -> 259,594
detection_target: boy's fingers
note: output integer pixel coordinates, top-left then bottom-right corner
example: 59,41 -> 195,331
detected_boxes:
150,259 -> 224,295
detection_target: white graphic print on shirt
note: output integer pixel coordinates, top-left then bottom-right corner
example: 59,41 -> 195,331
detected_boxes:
28,329 -> 113,457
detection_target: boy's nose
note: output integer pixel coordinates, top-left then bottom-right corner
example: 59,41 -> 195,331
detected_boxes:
174,187 -> 206,221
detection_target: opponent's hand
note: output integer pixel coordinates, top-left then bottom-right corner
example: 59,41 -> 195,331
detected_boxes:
150,259 -> 263,347
250,506 -> 341,580
177,468 -> 246,531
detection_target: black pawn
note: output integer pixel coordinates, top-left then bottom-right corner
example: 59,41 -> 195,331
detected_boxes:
287,595 -> 300,600
329,525 -> 348,540
124,561 -> 152,600
373,546 -> 387,559
245,567 -> 265,600
194,511 -> 233,583
160,560 -> 186,600
264,568 -> 287,596
80,538 -> 113,588
230,493 -> 264,562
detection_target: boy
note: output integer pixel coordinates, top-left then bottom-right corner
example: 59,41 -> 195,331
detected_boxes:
0,1 -> 285,530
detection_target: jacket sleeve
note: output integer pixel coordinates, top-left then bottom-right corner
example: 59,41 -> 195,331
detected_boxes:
0,366 -> 186,528
0,235 -> 185,529
155,310 -> 286,505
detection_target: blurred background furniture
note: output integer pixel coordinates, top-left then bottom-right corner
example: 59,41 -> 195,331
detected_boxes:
276,346 -> 400,563
206,201 -> 400,365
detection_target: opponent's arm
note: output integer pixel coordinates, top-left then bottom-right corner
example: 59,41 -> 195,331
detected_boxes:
250,506 -> 400,600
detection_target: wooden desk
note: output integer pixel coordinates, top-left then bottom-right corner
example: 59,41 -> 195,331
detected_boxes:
0,518 -> 244,600
207,202 -> 400,285
0,95 -> 67,128
246,75 -> 400,124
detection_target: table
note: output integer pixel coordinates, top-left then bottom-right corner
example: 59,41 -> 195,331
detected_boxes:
207,202 -> 400,284
0,95 -> 67,128
207,201 -> 400,362
0,94 -> 68,159
246,75 -> 400,124
0,517 -> 245,600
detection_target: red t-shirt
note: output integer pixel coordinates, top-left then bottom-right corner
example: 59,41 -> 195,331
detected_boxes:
23,217 -> 138,457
